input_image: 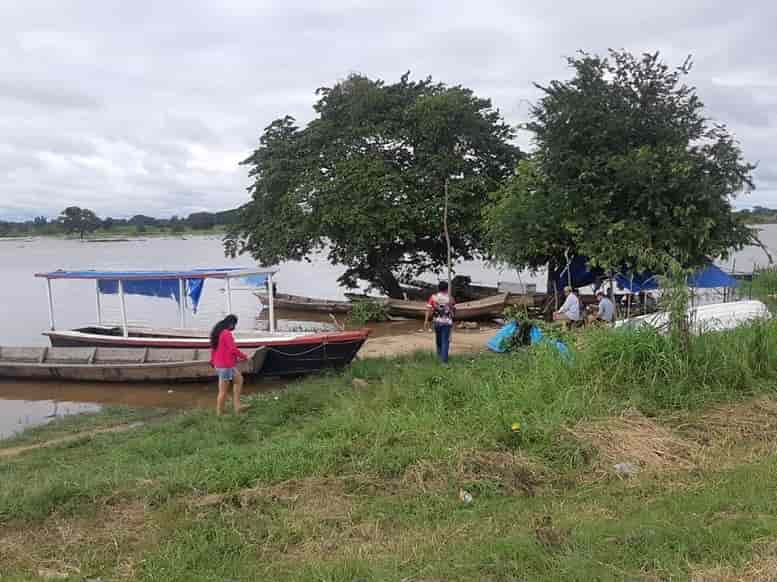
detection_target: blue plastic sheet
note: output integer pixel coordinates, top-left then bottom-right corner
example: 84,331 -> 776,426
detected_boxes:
487,322 -> 569,358
86,268 -> 268,313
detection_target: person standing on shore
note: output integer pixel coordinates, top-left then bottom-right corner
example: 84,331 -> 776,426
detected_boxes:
424,281 -> 455,363
210,314 -> 248,415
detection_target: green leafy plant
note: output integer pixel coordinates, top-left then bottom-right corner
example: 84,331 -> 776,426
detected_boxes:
658,260 -> 692,353
348,300 -> 389,325
751,267 -> 777,314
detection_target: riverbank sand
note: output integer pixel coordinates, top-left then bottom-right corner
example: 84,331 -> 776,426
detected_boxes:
359,327 -> 496,359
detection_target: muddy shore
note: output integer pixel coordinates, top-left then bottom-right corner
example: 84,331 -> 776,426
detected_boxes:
0,326 -> 499,432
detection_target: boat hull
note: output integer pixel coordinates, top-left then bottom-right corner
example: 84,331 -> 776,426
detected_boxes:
386,294 -> 509,320
269,293 -> 354,314
43,328 -> 370,377
0,347 -> 266,383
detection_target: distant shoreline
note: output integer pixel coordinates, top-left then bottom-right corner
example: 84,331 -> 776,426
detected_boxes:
0,227 -> 227,241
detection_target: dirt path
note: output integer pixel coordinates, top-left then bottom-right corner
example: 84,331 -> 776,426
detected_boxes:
0,421 -> 145,460
360,327 -> 497,359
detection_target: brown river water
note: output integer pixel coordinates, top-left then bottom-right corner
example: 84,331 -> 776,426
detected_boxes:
0,231 -> 773,439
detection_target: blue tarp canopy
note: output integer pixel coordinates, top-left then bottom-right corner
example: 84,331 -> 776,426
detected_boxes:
35,268 -> 272,313
616,264 -> 737,292
554,257 -> 737,293
614,272 -> 660,293
554,256 -> 604,291
687,265 -> 737,288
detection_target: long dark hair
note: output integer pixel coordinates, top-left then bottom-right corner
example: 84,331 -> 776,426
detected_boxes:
210,314 -> 238,349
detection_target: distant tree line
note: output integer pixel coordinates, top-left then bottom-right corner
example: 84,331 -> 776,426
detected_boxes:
736,206 -> 777,224
0,207 -> 240,238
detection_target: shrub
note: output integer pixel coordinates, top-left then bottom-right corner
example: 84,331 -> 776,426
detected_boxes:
349,300 -> 388,325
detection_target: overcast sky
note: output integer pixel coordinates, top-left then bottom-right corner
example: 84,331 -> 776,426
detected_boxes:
1,0 -> 775,221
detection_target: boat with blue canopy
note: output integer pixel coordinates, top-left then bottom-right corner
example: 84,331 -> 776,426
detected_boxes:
35,268 -> 369,376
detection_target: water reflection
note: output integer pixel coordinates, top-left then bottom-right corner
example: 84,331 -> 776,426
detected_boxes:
0,397 -> 101,440
0,377 -> 285,439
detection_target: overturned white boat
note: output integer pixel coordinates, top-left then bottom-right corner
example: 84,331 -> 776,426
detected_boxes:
615,300 -> 770,334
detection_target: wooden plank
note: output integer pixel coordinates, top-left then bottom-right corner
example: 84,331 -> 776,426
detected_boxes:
0,347 -> 45,363
46,347 -> 95,364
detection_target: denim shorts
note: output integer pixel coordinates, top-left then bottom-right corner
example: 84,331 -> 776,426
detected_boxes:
216,367 -> 236,381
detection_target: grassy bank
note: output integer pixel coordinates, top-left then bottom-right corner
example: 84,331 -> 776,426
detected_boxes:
3,321 -> 777,580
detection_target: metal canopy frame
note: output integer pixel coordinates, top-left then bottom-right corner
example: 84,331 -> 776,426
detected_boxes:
35,268 -> 278,337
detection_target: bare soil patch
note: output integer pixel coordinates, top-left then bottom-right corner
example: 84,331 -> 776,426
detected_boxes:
569,410 -> 701,478
0,499 -> 154,579
0,422 -> 145,460
692,541 -> 777,581
360,327 -> 497,359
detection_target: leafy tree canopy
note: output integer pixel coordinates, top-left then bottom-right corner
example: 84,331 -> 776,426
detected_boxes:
485,50 -> 756,282
226,73 -> 520,297
58,206 -> 100,239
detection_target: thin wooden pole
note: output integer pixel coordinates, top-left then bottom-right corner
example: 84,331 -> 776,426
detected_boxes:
225,276 -> 233,314
267,273 -> 276,333
118,279 -> 129,337
443,178 -> 452,289
95,280 -> 102,325
178,279 -> 186,328
46,278 -> 55,330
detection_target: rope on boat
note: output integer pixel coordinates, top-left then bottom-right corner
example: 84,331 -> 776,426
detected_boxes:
266,341 -> 359,358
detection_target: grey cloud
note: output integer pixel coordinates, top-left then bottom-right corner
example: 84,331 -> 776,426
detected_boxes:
0,80 -> 100,110
1,0 -> 776,220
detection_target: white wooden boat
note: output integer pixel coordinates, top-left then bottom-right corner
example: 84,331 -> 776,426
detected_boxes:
0,346 -> 267,382
614,300 -> 769,334
33,268 -> 370,376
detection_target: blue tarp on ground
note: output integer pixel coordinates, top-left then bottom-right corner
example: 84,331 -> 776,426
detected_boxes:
487,322 -> 569,358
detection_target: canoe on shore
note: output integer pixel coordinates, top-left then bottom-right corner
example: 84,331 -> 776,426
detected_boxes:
259,292 -> 354,314
0,346 -> 267,382
42,327 -> 371,377
386,293 -> 509,320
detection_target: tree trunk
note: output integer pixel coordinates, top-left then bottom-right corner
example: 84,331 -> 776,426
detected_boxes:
376,268 -> 404,299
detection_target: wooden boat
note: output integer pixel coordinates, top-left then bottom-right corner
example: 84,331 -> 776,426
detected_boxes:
386,293 -> 509,320
43,327 -> 370,377
34,268 -> 370,377
263,292 -> 354,314
0,346 -> 267,382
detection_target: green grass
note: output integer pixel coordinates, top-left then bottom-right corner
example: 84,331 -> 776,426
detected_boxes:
0,406 -> 168,450
3,320 -> 777,580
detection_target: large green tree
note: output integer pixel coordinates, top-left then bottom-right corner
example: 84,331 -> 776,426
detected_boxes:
485,51 -> 756,284
226,73 -> 520,297
58,206 -> 100,240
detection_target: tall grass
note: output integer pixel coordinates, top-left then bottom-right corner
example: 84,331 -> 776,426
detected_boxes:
752,266 -> 777,312
577,320 -> 777,411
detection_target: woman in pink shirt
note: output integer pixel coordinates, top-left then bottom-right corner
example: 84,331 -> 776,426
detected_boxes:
210,314 -> 248,415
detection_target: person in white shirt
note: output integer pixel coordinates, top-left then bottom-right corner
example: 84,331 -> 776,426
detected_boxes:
553,286 -> 581,326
